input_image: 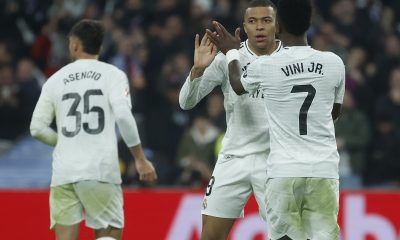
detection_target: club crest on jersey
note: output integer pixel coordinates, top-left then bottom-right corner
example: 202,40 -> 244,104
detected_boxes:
124,87 -> 130,97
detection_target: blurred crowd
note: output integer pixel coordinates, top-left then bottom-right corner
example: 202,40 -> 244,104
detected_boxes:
0,0 -> 399,188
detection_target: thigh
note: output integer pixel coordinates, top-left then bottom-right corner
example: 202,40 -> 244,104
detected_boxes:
265,178 -> 307,240
50,184 -> 83,229
251,153 -> 268,221
302,178 -> 340,240
202,154 -> 252,219
74,181 -> 124,230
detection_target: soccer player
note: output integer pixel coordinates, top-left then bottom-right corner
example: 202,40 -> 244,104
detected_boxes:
30,20 -> 157,240
207,0 -> 345,239
179,0 -> 282,239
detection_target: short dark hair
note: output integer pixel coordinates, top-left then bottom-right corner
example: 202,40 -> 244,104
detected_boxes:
277,0 -> 312,36
247,0 -> 277,10
69,19 -> 105,54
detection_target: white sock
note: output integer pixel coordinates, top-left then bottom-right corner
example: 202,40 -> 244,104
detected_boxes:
96,237 -> 116,240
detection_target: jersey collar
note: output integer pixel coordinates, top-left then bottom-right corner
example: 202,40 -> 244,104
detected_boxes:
244,39 -> 283,56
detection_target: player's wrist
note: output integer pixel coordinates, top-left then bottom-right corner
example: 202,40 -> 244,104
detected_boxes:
226,49 -> 240,64
190,66 -> 205,80
134,157 -> 147,165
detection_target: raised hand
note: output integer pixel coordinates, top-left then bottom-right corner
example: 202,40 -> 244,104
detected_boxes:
194,33 -> 218,70
190,33 -> 218,80
206,21 -> 241,54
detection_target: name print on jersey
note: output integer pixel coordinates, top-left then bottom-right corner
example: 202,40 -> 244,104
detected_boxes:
281,62 -> 324,77
63,71 -> 102,85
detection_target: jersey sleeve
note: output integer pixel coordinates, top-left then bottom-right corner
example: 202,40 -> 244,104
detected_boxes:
240,59 -> 262,94
179,53 -> 226,110
109,70 -> 141,147
30,81 -> 57,146
334,60 -> 346,104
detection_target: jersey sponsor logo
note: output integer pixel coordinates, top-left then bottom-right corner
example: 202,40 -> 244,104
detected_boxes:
249,89 -> 264,99
63,71 -> 102,85
281,62 -> 324,77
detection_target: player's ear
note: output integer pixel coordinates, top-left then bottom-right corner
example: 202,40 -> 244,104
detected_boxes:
75,39 -> 82,53
275,21 -> 280,35
69,36 -> 78,54
243,22 -> 248,34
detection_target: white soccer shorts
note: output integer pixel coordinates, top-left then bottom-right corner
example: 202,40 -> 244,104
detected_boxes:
201,152 -> 268,220
50,180 -> 124,230
265,177 -> 340,240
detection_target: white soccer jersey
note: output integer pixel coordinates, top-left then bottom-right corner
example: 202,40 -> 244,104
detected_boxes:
241,46 -> 345,179
179,40 -> 282,157
31,59 -> 137,186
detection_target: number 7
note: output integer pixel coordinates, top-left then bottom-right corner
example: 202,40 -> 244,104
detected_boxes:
291,84 -> 316,135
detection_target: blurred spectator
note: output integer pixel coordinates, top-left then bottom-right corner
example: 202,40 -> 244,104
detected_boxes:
335,92 -> 370,188
315,23 -> 348,58
0,42 -> 14,65
110,34 -> 147,112
331,0 -> 380,52
365,113 -> 400,187
15,58 -> 42,130
113,0 -> 148,31
187,0 -> 213,36
374,67 -> 400,128
145,82 -> 189,164
48,0 -> 88,20
206,91 -> 226,131
345,46 -> 375,113
176,112 -> 219,187
146,15 -> 191,87
213,0 -> 239,32
365,68 -> 400,187
373,34 -> 400,94
157,52 -> 191,92
0,65 -> 23,142
380,6 -> 396,35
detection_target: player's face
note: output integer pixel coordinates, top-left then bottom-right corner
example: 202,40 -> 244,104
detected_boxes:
243,6 -> 276,53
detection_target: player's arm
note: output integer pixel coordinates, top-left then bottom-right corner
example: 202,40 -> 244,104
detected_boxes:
332,58 -> 346,121
179,34 -> 220,110
332,103 -> 342,121
110,72 -> 157,182
30,83 -> 57,146
228,58 -> 246,95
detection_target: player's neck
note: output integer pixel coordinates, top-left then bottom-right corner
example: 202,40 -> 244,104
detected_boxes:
248,41 -> 277,56
74,52 -> 99,60
279,33 -> 308,47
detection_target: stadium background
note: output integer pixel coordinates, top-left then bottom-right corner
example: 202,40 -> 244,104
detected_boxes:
0,0 -> 400,239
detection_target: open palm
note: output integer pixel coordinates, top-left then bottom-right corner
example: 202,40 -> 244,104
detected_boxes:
193,33 -> 218,69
